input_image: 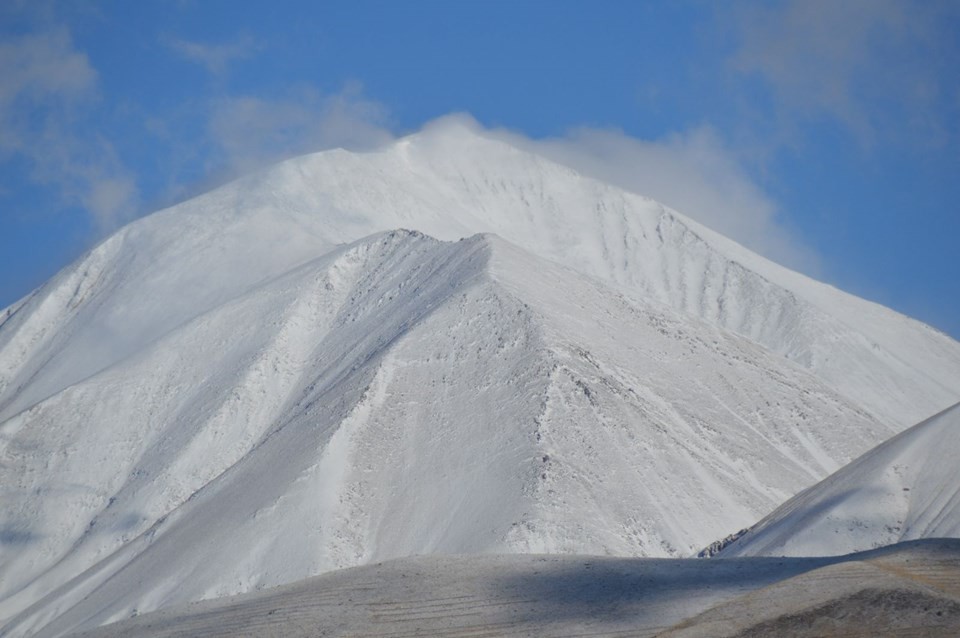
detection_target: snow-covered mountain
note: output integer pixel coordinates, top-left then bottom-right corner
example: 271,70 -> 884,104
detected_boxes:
1,121 -> 959,636
716,402 -> 960,558
3,118 -> 958,429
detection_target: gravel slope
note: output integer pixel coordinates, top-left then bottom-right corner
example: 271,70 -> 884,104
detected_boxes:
72,540 -> 960,638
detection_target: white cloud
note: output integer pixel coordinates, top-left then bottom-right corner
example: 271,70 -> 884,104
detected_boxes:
483,121 -> 819,274
0,28 -> 94,108
727,0 -> 959,148
82,171 -> 139,227
0,27 -> 138,229
164,34 -> 260,75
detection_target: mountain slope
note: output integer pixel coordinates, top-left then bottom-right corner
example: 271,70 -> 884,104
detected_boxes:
0,231 -> 891,637
716,402 -> 960,558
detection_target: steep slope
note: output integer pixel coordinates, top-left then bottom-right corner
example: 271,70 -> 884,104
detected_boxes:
2,119 -> 958,430
0,232 -> 891,637
716,402 -> 960,558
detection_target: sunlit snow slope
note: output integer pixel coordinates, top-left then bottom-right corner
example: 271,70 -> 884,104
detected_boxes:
1,121 -> 959,636
717,402 -> 960,558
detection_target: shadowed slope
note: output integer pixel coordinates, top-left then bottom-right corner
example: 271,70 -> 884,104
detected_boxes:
661,539 -> 960,637
70,540 -> 960,638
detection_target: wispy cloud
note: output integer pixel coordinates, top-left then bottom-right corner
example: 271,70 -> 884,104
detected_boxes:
0,27 -> 94,106
164,34 -> 260,75
726,0 -> 960,149
206,84 -> 394,175
0,27 -> 138,229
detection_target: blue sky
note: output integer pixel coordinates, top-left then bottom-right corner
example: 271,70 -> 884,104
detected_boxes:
1,0 -> 958,337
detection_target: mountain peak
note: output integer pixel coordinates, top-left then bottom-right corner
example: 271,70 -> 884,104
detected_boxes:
402,112 -> 491,145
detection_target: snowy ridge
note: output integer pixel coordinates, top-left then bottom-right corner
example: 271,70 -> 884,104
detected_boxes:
717,402 -> 960,558
1,230 -> 890,637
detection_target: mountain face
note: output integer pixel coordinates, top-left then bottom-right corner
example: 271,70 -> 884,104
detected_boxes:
716,402 -> 960,558
0,123 -> 958,636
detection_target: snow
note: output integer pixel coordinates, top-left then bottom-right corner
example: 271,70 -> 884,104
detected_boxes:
717,402 -> 960,557
0,123 -> 958,636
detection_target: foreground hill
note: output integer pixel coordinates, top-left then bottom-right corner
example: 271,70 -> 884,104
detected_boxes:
716,402 -> 960,558
73,539 -> 960,638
